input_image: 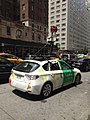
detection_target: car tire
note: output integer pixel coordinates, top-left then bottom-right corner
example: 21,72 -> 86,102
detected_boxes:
74,74 -> 81,85
41,82 -> 52,98
85,65 -> 89,72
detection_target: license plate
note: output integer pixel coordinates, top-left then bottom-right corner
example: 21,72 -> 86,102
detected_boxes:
16,76 -> 21,79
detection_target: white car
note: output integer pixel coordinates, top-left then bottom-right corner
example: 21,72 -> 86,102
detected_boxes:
9,59 -> 81,98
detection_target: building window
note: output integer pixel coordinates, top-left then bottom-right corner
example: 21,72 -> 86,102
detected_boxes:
62,0 -> 66,2
51,2 -> 55,5
61,28 -> 66,31
56,5 -> 60,9
51,21 -> 54,24
51,11 -> 55,15
62,23 -> 66,27
44,28 -> 46,32
61,33 -> 65,36
37,34 -> 41,41
25,32 -> 27,36
62,8 -> 66,12
22,4 -> 25,10
56,15 -> 60,18
51,16 -> 54,19
32,33 -> 34,40
7,26 -> 11,35
44,35 -> 46,40
51,7 -> 55,10
16,29 -> 22,38
23,23 -> 25,26
22,13 -> 25,19
40,26 -> 42,30
56,10 -> 60,13
56,0 -> 60,4
62,3 -> 66,7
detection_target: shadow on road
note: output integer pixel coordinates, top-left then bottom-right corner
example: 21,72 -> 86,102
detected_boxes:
0,79 -> 8,85
12,81 -> 82,101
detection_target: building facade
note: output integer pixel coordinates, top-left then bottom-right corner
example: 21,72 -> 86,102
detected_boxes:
0,0 -> 19,21
0,0 -> 50,57
20,0 -> 48,44
48,0 -> 90,52
0,19 -> 50,58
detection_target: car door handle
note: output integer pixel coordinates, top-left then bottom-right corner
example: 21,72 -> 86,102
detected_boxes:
51,74 -> 54,77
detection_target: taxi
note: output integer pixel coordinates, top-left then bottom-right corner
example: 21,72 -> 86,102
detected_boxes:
9,59 -> 81,98
0,53 -> 23,64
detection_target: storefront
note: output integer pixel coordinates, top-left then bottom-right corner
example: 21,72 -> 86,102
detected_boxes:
0,37 -> 56,58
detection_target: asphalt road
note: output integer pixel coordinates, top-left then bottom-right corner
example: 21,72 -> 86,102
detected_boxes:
0,71 -> 90,120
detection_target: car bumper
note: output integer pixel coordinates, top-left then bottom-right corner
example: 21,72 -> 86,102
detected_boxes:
9,76 -> 43,95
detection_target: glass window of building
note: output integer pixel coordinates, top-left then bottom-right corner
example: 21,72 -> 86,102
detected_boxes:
51,11 -> 55,15
22,13 -> 25,19
51,2 -> 55,5
7,26 -> 11,35
56,10 -> 60,13
62,0 -> 66,2
62,3 -> 66,7
56,0 -> 60,4
56,15 -> 60,18
51,16 -> 54,19
32,33 -> 34,40
22,4 -> 25,10
56,5 -> 60,9
51,21 -> 54,24
62,8 -> 66,12
51,7 -> 55,10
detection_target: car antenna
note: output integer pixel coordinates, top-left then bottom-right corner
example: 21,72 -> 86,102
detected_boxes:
34,44 -> 48,56
32,44 -> 51,62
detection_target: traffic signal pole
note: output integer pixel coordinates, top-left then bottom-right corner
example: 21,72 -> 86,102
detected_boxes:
50,32 -> 54,53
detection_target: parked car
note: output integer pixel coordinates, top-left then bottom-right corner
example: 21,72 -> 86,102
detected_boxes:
71,58 -> 90,71
61,54 -> 76,66
0,57 -> 16,80
9,59 -> 81,98
0,53 -> 23,64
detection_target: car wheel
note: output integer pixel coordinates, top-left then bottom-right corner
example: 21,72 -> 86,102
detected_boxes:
41,82 -> 52,98
74,74 -> 81,85
85,65 -> 89,72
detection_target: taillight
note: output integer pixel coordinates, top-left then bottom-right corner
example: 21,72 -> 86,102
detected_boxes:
68,60 -> 71,64
77,61 -> 83,65
25,75 -> 39,80
9,77 -> 11,84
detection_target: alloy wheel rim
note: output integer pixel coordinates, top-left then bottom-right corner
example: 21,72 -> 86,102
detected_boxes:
43,84 -> 51,97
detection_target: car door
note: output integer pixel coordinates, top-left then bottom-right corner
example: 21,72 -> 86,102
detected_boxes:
59,61 -> 74,86
49,61 -> 63,89
0,58 -> 14,79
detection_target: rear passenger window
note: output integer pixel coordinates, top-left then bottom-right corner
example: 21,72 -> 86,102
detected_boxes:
43,63 -> 50,71
43,62 -> 60,71
50,63 -> 60,71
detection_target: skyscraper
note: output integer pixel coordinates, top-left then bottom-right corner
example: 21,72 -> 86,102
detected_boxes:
48,0 -> 90,51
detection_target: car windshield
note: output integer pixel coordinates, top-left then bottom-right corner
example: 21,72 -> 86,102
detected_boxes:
73,58 -> 84,61
13,61 -> 40,72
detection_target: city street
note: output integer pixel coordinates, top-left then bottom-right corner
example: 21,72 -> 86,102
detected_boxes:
0,71 -> 90,120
